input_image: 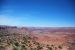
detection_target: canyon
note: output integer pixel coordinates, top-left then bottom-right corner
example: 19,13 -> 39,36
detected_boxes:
0,25 -> 75,50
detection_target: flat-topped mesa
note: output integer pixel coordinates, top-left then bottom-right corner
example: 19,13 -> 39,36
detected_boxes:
0,25 -> 30,35
0,25 -> 75,34
0,25 -> 17,30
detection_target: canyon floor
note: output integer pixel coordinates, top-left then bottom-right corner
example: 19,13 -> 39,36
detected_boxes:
0,25 -> 75,50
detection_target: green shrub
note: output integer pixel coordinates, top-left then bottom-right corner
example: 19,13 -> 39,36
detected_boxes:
13,47 -> 18,50
30,48 -> 34,50
37,45 -> 43,50
47,47 -> 52,50
14,42 -> 19,47
21,45 -> 27,50
58,45 -> 62,49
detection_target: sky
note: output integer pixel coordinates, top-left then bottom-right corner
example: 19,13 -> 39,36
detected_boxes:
0,0 -> 75,27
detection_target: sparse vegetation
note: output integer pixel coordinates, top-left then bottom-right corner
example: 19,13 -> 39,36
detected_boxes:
37,45 -> 43,50
47,47 -> 52,50
0,26 -> 75,50
58,45 -> 62,49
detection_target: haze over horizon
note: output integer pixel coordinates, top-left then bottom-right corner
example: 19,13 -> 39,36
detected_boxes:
0,0 -> 75,27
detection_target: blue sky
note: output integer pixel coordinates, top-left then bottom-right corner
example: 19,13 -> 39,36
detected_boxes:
0,0 -> 75,27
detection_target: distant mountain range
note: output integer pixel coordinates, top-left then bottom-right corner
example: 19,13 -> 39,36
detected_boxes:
0,25 -> 75,33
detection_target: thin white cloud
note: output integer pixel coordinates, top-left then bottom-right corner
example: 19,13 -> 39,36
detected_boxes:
0,15 -> 11,21
0,15 -> 18,26
0,15 -> 30,26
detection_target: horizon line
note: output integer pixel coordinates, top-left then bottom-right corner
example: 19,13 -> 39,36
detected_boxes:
0,25 -> 75,28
